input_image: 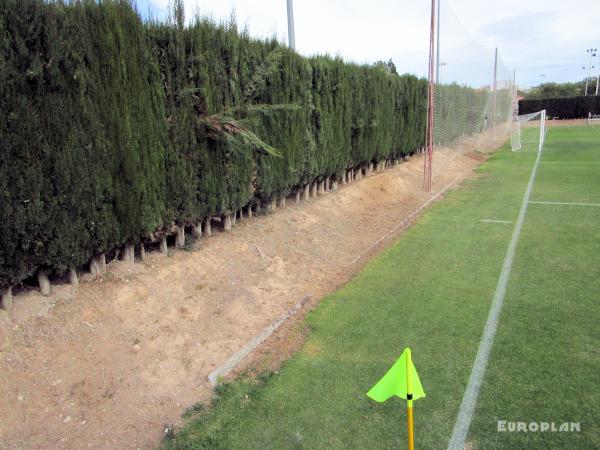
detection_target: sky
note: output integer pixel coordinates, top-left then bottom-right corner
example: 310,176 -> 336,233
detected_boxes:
136,0 -> 600,89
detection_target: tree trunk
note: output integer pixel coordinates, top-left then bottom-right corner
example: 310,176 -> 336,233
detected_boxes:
69,268 -> 79,287
99,253 -> 106,272
303,184 -> 310,200
325,176 -> 331,191
160,236 -> 168,255
332,181 -> 338,191
295,191 -> 301,203
231,212 -> 237,226
368,162 -> 374,175
224,214 -> 232,231
175,226 -> 185,248
120,244 -> 135,262
90,257 -> 100,278
139,243 -> 146,261
246,205 -> 253,219
193,223 -> 202,239
204,217 -> 212,237
318,181 -> 325,195
38,270 -> 50,296
128,244 -> 135,261
0,287 -> 13,311
311,182 -> 318,198
279,196 -> 286,208
270,198 -> 277,213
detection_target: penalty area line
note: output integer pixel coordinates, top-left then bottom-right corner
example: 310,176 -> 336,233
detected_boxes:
538,161 -> 600,164
479,219 -> 512,224
447,145 -> 544,450
529,201 -> 600,207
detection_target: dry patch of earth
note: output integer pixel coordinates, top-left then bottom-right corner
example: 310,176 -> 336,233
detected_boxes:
0,141 -> 498,449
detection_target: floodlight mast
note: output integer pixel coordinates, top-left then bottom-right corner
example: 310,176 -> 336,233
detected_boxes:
439,62 -> 446,85
492,48 -> 498,145
286,0 -> 296,50
423,0 -> 436,192
436,0 -> 440,85
585,48 -> 597,96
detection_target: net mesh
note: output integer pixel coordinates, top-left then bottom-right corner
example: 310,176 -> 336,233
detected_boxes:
432,0 -> 516,164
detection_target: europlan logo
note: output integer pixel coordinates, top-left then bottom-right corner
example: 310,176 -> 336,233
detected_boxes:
497,421 -> 581,433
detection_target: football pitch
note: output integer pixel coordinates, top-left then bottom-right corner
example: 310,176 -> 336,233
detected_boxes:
164,125 -> 600,450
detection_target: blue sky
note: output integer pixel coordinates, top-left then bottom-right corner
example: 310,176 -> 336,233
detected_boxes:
135,0 -> 600,89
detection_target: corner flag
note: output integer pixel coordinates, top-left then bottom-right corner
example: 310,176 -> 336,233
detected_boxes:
366,348 -> 425,450
367,348 -> 425,402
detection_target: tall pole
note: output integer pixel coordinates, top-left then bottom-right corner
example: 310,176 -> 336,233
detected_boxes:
596,65 -> 600,96
510,69 -> 516,143
584,49 -> 597,96
286,0 -> 296,50
424,0 -> 436,192
436,0 -> 440,85
492,48 -> 498,145
513,69 -> 517,115
585,51 -> 592,95
406,348 -> 415,450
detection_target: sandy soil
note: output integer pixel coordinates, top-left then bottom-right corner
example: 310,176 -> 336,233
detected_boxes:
546,118 -> 599,127
0,137 -> 497,450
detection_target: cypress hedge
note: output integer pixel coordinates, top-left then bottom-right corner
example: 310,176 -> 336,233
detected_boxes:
1,0 -> 458,291
519,95 -> 600,119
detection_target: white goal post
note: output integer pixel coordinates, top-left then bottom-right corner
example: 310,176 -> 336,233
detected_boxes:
511,109 -> 547,152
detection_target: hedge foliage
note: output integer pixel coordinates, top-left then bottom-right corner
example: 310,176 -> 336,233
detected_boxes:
0,0 -> 429,289
519,96 -> 600,119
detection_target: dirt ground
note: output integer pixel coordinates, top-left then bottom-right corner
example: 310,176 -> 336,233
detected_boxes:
546,118 -> 598,127
0,136 -> 499,450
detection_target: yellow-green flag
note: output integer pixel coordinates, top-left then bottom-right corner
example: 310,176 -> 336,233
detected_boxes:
367,348 -> 426,402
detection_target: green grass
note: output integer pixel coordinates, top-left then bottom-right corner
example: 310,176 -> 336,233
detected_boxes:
162,126 -> 600,450
468,126 -> 600,449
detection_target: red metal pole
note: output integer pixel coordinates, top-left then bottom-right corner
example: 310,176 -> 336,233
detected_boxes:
424,0 -> 436,191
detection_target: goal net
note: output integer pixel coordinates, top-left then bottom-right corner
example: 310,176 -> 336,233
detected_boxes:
510,109 -> 547,152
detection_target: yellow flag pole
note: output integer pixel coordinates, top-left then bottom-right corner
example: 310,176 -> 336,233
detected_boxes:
406,348 -> 414,450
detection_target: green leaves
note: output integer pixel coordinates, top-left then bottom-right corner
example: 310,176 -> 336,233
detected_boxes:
201,114 -> 282,158
0,0 -> 429,289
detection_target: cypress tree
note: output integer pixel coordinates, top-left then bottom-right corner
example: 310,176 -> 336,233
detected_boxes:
0,0 -> 439,290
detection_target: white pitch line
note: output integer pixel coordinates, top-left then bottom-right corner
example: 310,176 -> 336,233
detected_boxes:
529,201 -> 600,207
539,161 -> 600,164
447,142 -> 544,450
479,219 -> 512,224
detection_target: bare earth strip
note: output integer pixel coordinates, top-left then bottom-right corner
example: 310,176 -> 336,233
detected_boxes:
0,145 -> 489,450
